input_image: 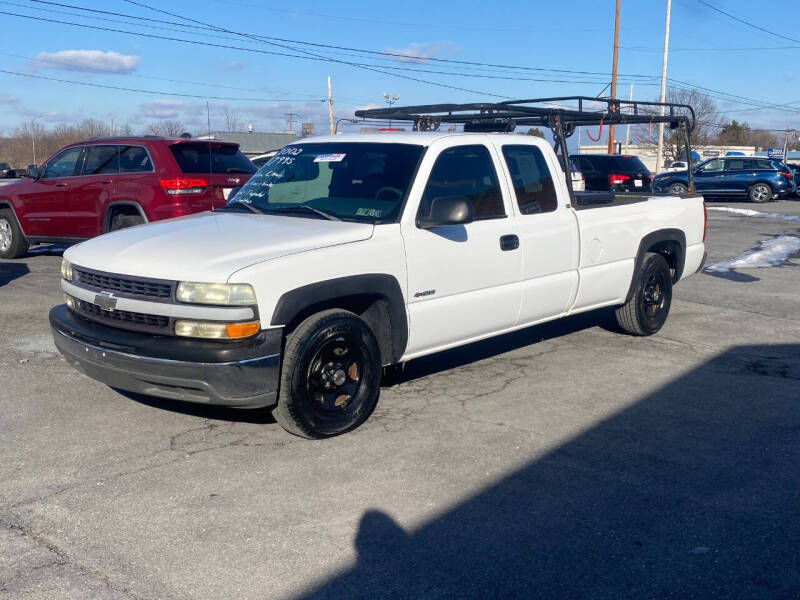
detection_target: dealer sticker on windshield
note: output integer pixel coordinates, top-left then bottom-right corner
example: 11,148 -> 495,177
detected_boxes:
314,153 -> 346,162
356,208 -> 382,217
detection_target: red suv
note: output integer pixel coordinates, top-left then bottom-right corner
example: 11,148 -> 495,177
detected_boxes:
0,137 -> 256,259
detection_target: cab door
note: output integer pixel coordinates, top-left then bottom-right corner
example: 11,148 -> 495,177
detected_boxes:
68,144 -> 119,238
498,143 -> 579,325
693,158 -> 726,193
17,146 -> 84,238
401,141 -> 522,358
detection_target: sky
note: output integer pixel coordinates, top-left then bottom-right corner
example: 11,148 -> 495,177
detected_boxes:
0,0 -> 798,139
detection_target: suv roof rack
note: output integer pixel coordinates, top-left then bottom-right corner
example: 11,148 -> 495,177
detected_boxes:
355,96 -> 698,195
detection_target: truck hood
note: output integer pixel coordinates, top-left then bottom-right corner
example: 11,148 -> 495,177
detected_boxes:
65,212 -> 374,282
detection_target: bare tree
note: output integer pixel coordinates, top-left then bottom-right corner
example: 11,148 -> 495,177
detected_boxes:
117,122 -> 134,136
147,120 -> 187,137
633,88 -> 720,167
221,107 -> 242,132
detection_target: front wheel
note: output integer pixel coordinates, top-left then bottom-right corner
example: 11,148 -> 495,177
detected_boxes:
0,208 -> 29,259
273,310 -> 382,438
615,253 -> 673,336
748,183 -> 772,203
667,183 -> 687,195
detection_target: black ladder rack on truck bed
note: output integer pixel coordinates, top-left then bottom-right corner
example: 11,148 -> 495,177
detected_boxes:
355,96 -> 697,201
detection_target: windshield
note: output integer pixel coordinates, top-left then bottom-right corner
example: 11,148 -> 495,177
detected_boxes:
228,143 -> 424,222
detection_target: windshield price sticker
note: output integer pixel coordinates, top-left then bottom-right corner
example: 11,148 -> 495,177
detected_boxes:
314,153 -> 346,163
356,208 -> 382,217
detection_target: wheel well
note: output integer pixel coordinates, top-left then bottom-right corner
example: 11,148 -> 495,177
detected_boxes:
104,203 -> 145,232
646,240 -> 682,282
285,294 -> 396,367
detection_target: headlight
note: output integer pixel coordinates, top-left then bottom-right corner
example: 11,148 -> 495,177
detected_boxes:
175,282 -> 256,305
174,319 -> 260,339
60,259 -> 73,281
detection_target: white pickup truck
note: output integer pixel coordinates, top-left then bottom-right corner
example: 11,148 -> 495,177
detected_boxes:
51,130 -> 707,438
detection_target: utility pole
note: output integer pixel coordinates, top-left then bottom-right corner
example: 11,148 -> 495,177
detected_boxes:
285,113 -> 298,133
327,76 -> 335,135
607,0 -> 621,154
656,0 -> 672,172
31,115 -> 42,166
625,83 -> 633,150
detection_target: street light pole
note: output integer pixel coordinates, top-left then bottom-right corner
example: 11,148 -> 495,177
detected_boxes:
607,0 -> 621,154
656,0 -> 672,172
383,93 -> 399,128
31,115 -> 42,166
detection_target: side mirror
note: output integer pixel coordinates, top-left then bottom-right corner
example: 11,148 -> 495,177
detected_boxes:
417,196 -> 474,229
25,164 -> 40,179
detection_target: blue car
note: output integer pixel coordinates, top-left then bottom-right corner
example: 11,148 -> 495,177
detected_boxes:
653,156 -> 796,202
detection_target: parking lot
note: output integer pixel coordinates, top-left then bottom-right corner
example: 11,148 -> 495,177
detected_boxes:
1,199 -> 799,599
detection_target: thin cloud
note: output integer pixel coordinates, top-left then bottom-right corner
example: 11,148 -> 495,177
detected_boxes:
218,59 -> 244,72
0,94 -> 20,106
35,50 -> 140,74
382,41 -> 460,63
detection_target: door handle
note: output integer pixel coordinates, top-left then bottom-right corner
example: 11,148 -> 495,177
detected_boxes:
55,182 -> 68,187
500,234 -> 519,251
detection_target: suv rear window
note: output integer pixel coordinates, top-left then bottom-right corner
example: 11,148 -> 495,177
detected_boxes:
169,143 -> 256,175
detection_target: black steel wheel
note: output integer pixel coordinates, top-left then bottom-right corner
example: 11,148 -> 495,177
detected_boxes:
615,252 -> 673,336
274,309 -> 382,438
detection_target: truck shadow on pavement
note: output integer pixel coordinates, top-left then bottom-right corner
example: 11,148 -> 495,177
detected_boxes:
300,343 -> 800,599
0,262 -> 29,287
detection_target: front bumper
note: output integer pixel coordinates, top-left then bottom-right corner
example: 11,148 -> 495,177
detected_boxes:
50,305 -> 281,408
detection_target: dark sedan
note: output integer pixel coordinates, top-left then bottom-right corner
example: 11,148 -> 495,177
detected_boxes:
653,156 -> 795,202
570,154 -> 652,192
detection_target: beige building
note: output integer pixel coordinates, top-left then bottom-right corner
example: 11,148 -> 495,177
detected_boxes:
576,144 -> 756,173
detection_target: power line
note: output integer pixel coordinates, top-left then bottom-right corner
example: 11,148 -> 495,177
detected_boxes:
0,68 -> 326,102
694,0 -> 800,45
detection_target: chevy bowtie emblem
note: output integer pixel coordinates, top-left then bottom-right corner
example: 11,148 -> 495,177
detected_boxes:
94,291 -> 117,311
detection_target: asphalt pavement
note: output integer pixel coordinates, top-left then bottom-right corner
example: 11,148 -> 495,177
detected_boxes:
1,198 -> 799,599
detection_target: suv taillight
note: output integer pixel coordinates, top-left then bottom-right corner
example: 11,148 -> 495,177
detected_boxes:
160,178 -> 208,195
779,171 -> 792,179
608,173 -> 630,186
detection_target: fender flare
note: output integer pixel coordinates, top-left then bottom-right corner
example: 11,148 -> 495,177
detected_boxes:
104,201 -> 148,232
624,228 -> 686,303
271,274 -> 408,363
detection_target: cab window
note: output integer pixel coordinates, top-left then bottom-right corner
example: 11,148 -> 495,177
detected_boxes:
420,145 -> 505,221
501,145 -> 558,215
42,147 -> 83,179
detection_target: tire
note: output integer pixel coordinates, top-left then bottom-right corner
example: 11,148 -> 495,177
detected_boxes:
667,183 -> 688,195
615,253 -> 673,336
748,183 -> 772,203
273,309 -> 382,438
0,208 -> 29,259
109,213 -> 144,231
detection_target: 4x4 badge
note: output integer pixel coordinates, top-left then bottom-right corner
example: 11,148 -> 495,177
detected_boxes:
94,291 -> 117,311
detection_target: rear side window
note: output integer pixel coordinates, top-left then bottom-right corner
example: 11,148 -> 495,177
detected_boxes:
82,145 -> 118,175
119,146 -> 153,173
726,159 -> 747,171
502,145 -> 558,215
762,159 -> 780,170
421,145 -> 505,221
169,143 -> 256,175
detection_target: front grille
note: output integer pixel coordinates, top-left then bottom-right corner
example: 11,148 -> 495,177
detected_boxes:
74,268 -> 173,301
73,298 -> 171,334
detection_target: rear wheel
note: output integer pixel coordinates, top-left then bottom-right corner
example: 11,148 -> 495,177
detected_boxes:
667,183 -> 688,195
0,208 -> 29,259
109,213 -> 144,231
748,183 -> 772,203
273,310 -> 382,438
615,253 -> 672,336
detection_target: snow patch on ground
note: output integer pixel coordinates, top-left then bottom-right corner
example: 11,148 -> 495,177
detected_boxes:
707,206 -> 800,222
706,235 -> 800,272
